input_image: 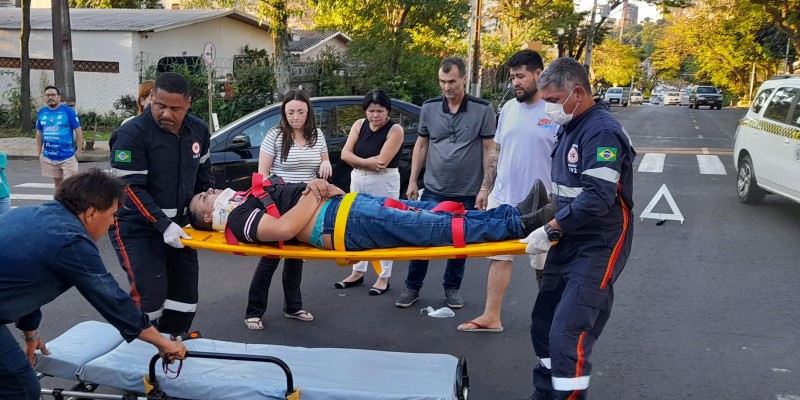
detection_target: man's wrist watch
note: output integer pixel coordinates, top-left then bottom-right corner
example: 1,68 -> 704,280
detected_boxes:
544,224 -> 563,241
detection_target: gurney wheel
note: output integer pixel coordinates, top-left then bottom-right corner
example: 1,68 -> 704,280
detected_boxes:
456,356 -> 469,400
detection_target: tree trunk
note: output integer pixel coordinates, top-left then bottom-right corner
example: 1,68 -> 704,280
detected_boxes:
273,32 -> 292,97
20,0 -> 32,135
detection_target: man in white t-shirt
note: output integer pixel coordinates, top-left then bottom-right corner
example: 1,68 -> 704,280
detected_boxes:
459,50 -> 558,333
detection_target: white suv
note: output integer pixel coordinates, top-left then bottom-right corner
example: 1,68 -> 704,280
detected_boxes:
733,75 -> 800,204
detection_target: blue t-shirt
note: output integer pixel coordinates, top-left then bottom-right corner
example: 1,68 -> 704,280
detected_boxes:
36,104 -> 81,161
0,152 -> 9,198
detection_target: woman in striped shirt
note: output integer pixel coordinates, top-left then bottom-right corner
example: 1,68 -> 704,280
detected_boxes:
244,90 -> 331,330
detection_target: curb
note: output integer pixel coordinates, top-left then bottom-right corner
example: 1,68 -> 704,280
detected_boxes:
4,153 -> 109,163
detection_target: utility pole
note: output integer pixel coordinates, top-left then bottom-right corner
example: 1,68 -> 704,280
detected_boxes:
785,37 -> 792,74
466,0 -> 483,97
618,0 -> 627,43
583,0 -> 599,72
51,0 -> 76,107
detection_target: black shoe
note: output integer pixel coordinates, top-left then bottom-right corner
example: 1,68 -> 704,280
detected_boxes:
516,179 -> 550,216
368,282 -> 390,296
334,276 -> 364,289
521,204 -> 557,236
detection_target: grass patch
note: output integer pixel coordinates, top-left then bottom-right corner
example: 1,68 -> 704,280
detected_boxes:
0,128 -> 112,141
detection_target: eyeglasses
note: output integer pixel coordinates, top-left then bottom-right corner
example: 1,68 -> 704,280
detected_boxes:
44,93 -> 59,98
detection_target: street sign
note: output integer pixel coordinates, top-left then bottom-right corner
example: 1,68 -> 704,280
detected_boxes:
202,41 -> 216,66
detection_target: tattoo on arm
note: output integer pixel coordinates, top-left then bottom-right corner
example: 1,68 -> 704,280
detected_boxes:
482,143 -> 500,190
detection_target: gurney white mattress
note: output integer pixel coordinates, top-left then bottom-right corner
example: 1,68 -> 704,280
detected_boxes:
36,321 -> 460,400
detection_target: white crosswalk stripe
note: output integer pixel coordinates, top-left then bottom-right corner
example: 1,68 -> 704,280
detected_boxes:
10,193 -> 53,201
9,182 -> 56,209
634,153 -> 728,176
14,183 -> 55,189
637,153 -> 666,173
697,154 -> 727,175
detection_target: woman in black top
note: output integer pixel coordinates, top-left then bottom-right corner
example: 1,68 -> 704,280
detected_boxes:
333,89 -> 404,295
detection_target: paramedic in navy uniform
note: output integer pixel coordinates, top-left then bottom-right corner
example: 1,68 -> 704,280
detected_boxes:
0,169 -> 187,400
523,57 -> 635,400
108,72 -> 214,337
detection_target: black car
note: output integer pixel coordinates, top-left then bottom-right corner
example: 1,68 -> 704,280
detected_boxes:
209,96 -> 422,194
688,85 -> 723,109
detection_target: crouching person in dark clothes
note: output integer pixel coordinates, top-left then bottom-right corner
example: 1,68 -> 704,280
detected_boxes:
0,169 -> 186,400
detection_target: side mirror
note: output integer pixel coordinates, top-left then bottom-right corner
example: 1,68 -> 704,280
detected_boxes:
230,134 -> 251,149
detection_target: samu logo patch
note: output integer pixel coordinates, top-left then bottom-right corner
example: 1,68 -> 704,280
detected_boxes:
114,150 -> 132,163
596,147 -> 617,162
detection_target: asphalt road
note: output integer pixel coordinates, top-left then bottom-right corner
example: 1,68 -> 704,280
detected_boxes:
5,103 -> 800,399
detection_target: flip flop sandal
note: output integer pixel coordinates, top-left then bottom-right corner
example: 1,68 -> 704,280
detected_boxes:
284,310 -> 314,322
244,317 -> 264,330
457,320 -> 504,333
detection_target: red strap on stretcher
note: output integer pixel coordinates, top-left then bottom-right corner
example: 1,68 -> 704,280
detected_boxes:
383,199 -> 467,258
223,173 -> 285,256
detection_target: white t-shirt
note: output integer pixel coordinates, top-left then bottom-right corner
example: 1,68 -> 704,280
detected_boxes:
260,126 -> 328,183
490,98 -> 558,206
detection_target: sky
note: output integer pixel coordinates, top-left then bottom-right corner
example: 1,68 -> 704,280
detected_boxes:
575,0 -> 661,24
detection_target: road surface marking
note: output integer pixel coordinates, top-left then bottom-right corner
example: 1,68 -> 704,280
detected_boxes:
695,126 -> 700,130
776,395 -> 800,400
698,134 -> 704,139
638,153 -> 666,173
10,194 -> 53,201
771,368 -> 791,373
636,147 -> 732,155
13,183 -> 54,189
697,155 -> 726,175
640,184 -> 684,223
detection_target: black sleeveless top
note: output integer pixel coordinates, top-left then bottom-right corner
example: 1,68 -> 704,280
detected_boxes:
352,119 -> 401,168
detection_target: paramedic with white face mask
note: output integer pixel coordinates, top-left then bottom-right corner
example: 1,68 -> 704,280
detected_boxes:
524,57 -> 636,400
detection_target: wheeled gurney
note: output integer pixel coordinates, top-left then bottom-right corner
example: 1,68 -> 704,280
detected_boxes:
36,321 -> 469,400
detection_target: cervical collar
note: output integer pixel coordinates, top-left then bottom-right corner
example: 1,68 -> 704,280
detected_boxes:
211,188 -> 239,231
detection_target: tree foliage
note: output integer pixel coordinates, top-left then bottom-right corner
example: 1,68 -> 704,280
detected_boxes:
592,39 -> 641,86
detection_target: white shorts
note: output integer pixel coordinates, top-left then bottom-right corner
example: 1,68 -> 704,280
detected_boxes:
486,196 -> 547,269
40,155 -> 78,180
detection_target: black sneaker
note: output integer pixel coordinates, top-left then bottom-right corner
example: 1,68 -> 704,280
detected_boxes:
516,179 -> 550,216
521,204 -> 557,236
395,288 -> 420,308
444,289 -> 464,309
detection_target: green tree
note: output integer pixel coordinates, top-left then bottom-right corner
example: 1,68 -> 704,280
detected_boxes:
592,39 -> 641,86
748,0 -> 800,58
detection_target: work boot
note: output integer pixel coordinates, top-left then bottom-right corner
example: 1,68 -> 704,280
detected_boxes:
521,204 -> 557,236
516,179 -> 550,216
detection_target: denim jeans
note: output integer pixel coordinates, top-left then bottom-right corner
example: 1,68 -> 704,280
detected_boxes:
0,196 -> 9,216
0,325 -> 39,400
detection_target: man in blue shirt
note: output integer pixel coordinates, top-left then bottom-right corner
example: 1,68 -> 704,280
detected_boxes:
35,86 -> 83,189
0,169 -> 187,400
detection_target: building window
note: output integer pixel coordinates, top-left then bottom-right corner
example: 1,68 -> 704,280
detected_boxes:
0,57 -> 119,73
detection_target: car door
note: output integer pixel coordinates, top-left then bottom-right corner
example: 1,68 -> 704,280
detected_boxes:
781,84 -> 800,199
758,86 -> 798,187
220,109 -> 281,191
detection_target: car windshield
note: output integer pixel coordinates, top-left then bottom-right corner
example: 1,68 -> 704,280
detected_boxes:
607,89 -> 621,94
668,92 -> 680,96
631,91 -> 641,96
697,87 -> 718,94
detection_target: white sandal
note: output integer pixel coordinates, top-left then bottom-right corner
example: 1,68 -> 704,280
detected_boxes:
244,317 -> 264,330
284,310 -> 314,322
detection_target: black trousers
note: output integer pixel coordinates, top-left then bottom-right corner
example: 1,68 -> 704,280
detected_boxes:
245,257 -> 304,319
109,222 -> 199,336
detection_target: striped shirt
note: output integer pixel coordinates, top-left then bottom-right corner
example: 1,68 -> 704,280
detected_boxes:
260,126 -> 328,183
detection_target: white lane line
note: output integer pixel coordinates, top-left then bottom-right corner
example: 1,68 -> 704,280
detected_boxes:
697,155 -> 726,175
10,194 -> 53,201
771,368 -> 791,373
776,395 -> 800,400
695,126 -> 700,130
637,153 -> 666,173
13,183 -> 55,189
698,134 -> 704,139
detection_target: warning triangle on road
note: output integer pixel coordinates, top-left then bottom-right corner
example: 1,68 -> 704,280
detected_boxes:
640,184 -> 684,223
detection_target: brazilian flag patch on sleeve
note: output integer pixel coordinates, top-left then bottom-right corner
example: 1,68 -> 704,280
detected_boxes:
114,150 -> 132,163
596,147 -> 617,162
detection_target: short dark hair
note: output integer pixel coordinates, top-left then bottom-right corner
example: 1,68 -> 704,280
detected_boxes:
440,57 -> 467,77
154,72 -> 190,98
538,57 -> 593,94
362,88 -> 392,112
54,168 -> 125,215
188,204 -> 211,231
44,85 -> 60,95
506,50 -> 544,73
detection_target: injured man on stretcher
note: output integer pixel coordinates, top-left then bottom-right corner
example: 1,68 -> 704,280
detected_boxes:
187,177 -> 556,251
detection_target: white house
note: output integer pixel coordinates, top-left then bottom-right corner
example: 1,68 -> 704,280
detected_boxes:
0,8 -> 274,113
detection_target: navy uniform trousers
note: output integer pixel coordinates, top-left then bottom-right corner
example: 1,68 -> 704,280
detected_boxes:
531,210 -> 633,400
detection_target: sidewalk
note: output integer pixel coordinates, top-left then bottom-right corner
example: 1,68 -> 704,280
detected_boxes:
0,137 -> 109,162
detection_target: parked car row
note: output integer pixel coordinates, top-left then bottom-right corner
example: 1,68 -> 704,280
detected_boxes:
209,96 -> 423,194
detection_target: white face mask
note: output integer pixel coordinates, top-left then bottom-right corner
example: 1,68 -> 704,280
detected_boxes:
211,188 -> 239,231
545,89 -> 578,126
